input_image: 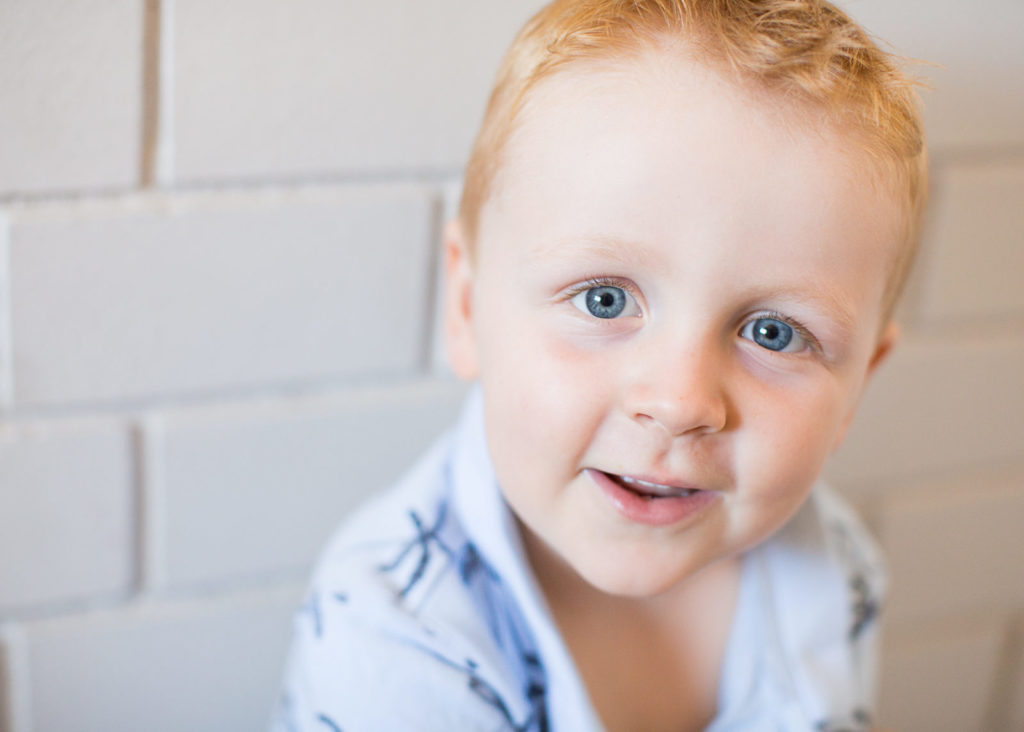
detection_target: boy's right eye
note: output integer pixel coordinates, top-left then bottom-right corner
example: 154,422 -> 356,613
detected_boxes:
570,285 -> 641,319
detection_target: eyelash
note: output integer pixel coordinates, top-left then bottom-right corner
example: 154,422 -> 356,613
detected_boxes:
563,276 -> 640,302
561,279 -> 822,353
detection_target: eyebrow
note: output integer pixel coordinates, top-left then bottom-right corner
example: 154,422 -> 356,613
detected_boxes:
532,235 -> 667,269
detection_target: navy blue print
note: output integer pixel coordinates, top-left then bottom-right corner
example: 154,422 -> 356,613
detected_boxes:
828,519 -> 880,641
379,503 -> 456,599
315,713 -> 343,732
451,544 -> 549,729
403,642 -> 539,732
459,543 -> 503,639
848,574 -> 878,641
466,658 -> 521,729
378,498 -> 550,732
299,590 -> 323,639
276,693 -> 299,732
815,707 -> 872,732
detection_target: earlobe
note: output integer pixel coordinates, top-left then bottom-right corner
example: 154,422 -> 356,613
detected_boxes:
442,219 -> 480,380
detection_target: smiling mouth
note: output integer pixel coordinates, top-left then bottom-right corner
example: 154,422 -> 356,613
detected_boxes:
602,471 -> 699,499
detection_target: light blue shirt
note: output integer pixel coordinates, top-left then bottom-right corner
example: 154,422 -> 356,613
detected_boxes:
274,389 -> 884,731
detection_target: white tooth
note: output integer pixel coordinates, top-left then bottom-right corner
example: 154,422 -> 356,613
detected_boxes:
621,475 -> 672,490
617,474 -> 695,497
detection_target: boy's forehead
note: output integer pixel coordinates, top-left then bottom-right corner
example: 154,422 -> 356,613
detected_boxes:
493,51 -> 869,208
484,52 -> 898,237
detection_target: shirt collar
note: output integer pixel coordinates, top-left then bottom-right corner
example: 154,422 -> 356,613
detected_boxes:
448,386 -> 604,731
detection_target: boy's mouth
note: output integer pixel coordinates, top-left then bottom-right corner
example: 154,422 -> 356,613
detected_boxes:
601,471 -> 699,499
587,468 -> 716,527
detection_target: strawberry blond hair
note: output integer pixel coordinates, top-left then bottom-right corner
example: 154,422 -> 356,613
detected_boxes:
458,0 -> 927,319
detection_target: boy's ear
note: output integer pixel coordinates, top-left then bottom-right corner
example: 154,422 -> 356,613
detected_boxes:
831,320 -> 900,451
867,319 -> 900,377
442,219 -> 480,380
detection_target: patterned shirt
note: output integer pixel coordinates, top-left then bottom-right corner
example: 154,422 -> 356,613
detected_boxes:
273,389 -> 884,731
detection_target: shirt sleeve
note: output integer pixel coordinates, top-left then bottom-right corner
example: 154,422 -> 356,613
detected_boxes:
271,592 -> 517,732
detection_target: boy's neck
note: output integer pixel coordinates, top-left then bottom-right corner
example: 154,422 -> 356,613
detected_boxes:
519,519 -> 742,732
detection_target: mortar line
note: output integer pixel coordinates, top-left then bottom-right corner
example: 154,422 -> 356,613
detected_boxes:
137,414 -> 168,594
0,624 -> 32,732
139,0 -> 161,186
154,0 -> 176,187
0,214 -> 14,412
420,190 -> 446,373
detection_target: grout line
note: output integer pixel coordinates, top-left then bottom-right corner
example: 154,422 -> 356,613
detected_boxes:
0,371 -> 459,423
0,166 -> 466,208
420,191 -> 445,373
129,421 -> 147,596
0,214 -> 14,412
137,415 -> 168,594
0,623 -> 32,732
154,0 -> 176,188
139,0 -> 162,187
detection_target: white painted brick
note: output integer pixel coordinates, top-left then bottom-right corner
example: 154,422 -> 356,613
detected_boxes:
841,0 -> 1024,150
156,379 -> 468,589
173,0 -> 548,182
879,618 -> 1003,732
9,188 -> 434,407
0,0 -> 143,195
916,160 -> 1024,323
824,334 -> 1024,490
21,586 -> 301,732
878,467 -> 1024,624
0,419 -> 134,613
429,254 -> 451,376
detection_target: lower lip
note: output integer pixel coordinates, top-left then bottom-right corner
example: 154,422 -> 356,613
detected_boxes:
586,469 -> 719,527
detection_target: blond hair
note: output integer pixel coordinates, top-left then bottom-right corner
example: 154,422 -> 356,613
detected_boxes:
459,0 -> 927,319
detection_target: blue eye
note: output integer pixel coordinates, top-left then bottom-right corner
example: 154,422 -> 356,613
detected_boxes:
741,317 -> 806,352
570,285 -> 639,319
573,288 -> 634,319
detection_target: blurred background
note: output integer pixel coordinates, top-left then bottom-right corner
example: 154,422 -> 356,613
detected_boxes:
0,1 -> 1022,730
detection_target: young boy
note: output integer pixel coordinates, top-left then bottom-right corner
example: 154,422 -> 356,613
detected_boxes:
275,1 -> 926,730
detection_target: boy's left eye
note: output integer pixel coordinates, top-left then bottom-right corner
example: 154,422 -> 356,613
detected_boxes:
570,285 -> 641,319
740,317 -> 807,353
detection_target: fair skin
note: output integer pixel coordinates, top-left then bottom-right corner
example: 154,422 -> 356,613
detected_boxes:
445,49 -> 902,732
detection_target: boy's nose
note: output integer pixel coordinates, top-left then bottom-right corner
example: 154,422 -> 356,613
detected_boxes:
622,340 -> 729,438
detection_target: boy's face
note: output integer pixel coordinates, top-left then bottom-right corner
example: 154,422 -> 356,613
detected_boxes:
445,54 -> 903,597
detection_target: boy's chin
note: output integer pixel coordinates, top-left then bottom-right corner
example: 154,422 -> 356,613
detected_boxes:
568,543 -> 748,603
571,555 -> 708,600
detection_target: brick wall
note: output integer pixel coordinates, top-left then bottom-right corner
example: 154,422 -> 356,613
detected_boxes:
1,1 -> 1021,730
